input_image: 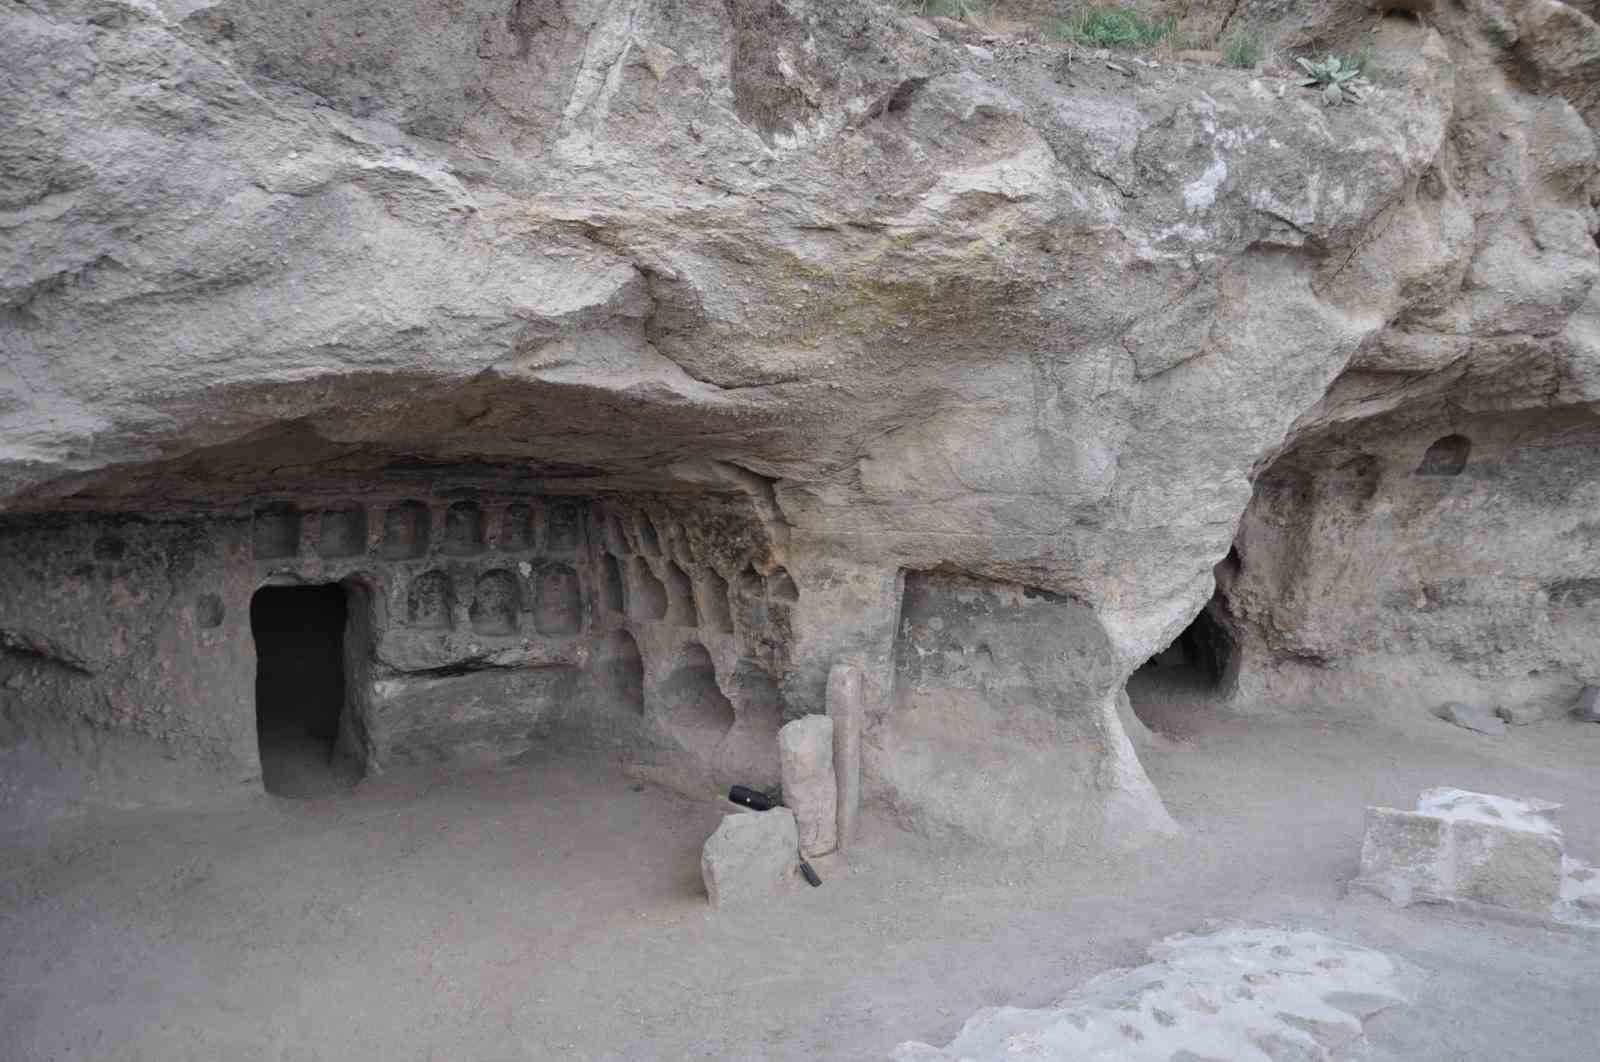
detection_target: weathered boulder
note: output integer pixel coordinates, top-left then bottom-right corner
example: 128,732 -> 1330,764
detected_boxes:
1434,702 -> 1507,736
700,808 -> 799,909
1496,703 -> 1545,726
779,714 -> 837,858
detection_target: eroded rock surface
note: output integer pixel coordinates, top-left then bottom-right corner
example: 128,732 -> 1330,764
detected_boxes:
893,926 -> 1408,1061
1,0 -> 1598,839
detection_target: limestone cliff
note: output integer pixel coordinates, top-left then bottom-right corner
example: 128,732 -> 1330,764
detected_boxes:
1,0 -> 1596,841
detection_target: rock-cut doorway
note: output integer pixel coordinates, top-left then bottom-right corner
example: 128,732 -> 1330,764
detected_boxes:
250,584 -> 360,797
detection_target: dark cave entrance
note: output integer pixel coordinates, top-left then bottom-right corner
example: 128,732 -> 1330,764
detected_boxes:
251,584 -> 359,797
1126,599 -> 1236,732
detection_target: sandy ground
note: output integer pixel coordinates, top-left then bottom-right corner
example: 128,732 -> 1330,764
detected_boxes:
3,676 -> 1599,1061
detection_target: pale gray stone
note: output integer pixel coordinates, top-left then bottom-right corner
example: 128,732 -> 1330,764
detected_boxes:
1356,788 -> 1567,917
1356,807 -> 1452,907
894,927 -> 1406,1061
779,715 -> 837,858
1495,703 -> 1544,726
826,662 -> 864,850
1434,702 -> 1506,735
1452,818 -> 1564,912
700,809 -> 799,910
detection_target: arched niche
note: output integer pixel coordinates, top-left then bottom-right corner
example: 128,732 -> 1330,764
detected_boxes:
659,642 -> 735,745
700,570 -> 734,633
664,562 -> 698,627
382,501 -> 430,560
535,563 -> 583,635
546,502 -> 582,553
253,503 -> 301,560
597,629 -> 645,715
318,503 -> 366,559
630,558 -> 668,622
499,504 -> 534,551
469,569 -> 519,635
442,501 -> 485,556
407,570 -> 454,629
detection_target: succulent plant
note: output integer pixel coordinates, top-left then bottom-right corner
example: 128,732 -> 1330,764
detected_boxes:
1296,56 -> 1371,106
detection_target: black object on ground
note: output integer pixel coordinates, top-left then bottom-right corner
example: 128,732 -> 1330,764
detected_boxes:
728,785 -> 776,811
799,859 -> 822,887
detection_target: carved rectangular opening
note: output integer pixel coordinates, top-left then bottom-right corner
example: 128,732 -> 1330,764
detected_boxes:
250,584 -> 359,798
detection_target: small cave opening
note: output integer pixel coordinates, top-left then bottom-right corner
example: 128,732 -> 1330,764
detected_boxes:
1126,599 -> 1236,734
250,585 -> 358,798
1416,433 -> 1471,477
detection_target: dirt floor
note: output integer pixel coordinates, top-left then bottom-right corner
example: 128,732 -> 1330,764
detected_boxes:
4,679 -> 1599,1061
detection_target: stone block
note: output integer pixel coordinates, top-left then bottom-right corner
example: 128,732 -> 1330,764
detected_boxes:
1356,788 -> 1567,917
779,715 -> 837,857
1433,701 -> 1505,735
1495,703 -> 1544,726
1357,806 -> 1451,906
701,809 -> 798,909
826,662 -> 864,849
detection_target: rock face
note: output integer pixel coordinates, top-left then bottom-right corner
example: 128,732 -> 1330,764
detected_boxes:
0,0 -> 1597,839
894,926 -> 1407,1061
1356,787 -> 1567,915
701,808 -> 800,909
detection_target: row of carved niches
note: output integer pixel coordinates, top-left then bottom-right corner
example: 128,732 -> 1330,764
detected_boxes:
252,498 -> 585,562
405,562 -> 583,637
594,551 -> 799,635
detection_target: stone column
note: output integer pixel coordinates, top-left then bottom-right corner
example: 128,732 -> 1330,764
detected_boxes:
827,660 -> 864,849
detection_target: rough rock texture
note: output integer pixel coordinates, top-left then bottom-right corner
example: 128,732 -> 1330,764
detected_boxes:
700,807 -> 799,909
1356,787 -> 1567,915
779,714 -> 837,857
1,0 -> 1598,842
893,926 -> 1407,1061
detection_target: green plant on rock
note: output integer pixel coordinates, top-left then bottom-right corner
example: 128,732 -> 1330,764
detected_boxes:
1296,55 -> 1371,106
1336,46 -> 1376,79
1065,7 -> 1174,49
1221,29 -> 1264,69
